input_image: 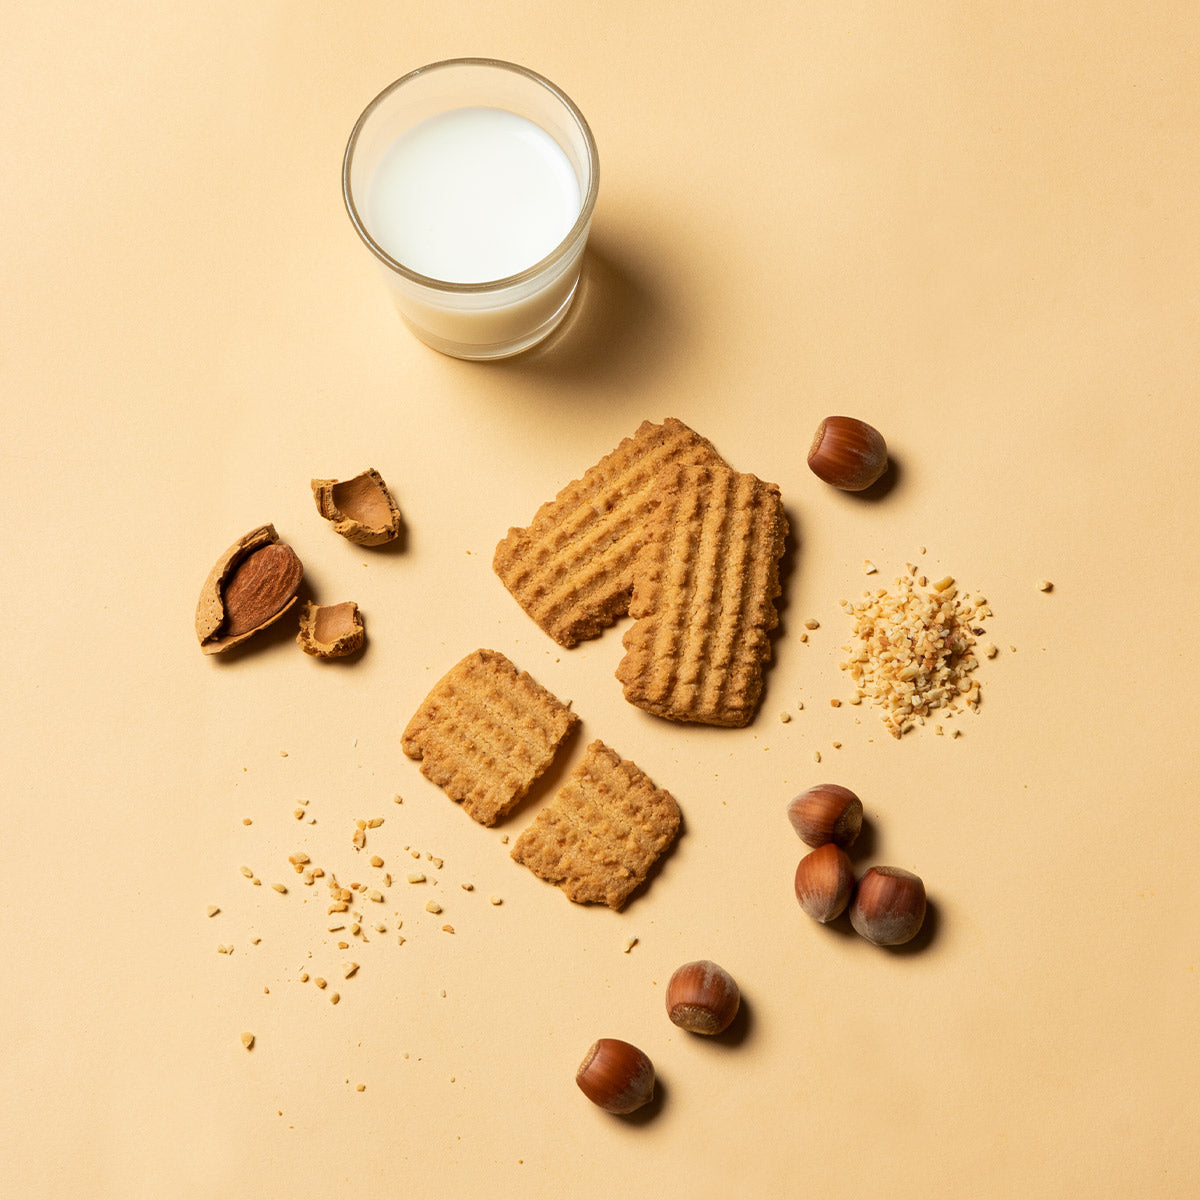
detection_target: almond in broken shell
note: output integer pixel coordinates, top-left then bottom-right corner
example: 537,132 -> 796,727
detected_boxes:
195,524 -> 304,654
311,468 -> 403,546
297,600 -> 364,659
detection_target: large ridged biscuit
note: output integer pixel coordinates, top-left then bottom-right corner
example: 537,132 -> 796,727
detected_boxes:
402,649 -> 578,826
492,418 -> 727,647
510,740 -> 681,910
616,463 -> 788,727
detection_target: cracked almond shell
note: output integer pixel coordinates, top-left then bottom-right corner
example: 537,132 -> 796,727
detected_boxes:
297,600 -> 365,659
195,524 -> 304,655
311,468 -> 402,546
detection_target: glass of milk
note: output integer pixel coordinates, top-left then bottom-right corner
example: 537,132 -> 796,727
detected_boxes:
343,59 -> 600,360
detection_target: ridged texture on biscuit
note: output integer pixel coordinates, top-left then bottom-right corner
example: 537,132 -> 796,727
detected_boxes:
510,740 -> 681,910
616,464 -> 788,727
401,649 -> 578,826
492,418 -> 727,647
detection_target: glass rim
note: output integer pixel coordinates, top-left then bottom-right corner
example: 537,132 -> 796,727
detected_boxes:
342,57 -> 600,294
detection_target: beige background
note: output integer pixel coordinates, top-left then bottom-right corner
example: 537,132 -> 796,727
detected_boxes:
4,2 -> 1198,1197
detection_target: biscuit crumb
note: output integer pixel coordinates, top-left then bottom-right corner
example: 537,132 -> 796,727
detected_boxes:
342,962 -> 359,979
1038,579 -> 1054,592
461,882 -> 475,892
206,905 -> 220,918
330,992 -> 340,1005
240,866 -> 254,878
489,895 -> 503,906
441,924 -> 455,933
241,1032 -> 254,1050
779,711 -> 792,723
864,561 -> 878,575
623,936 -> 639,953
804,618 -> 820,630
242,818 -> 252,826
369,855 -> 384,868
272,883 -> 288,894
426,900 -> 443,914
813,750 -> 822,763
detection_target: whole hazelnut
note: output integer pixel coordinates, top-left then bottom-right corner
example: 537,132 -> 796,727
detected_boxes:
807,416 -> 889,491
849,865 -> 926,946
794,843 -> 855,923
665,960 -> 740,1035
787,784 -> 863,849
575,1038 -> 655,1114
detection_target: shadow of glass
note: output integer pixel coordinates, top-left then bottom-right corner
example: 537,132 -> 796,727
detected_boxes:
491,235 -> 666,392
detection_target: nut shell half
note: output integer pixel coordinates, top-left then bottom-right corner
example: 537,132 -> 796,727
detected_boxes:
297,600 -> 365,659
195,524 -> 304,655
311,468 -> 402,546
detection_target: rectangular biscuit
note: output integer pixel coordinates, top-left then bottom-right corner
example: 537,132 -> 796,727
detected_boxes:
401,649 -> 578,826
510,740 -> 681,910
492,417 -> 727,647
616,463 -> 788,727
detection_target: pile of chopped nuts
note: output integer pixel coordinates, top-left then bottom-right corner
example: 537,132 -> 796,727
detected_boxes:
840,565 -> 990,738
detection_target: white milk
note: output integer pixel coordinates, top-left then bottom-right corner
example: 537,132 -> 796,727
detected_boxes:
366,106 -> 582,284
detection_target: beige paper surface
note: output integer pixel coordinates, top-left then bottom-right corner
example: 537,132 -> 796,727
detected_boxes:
3,3 -> 1198,1197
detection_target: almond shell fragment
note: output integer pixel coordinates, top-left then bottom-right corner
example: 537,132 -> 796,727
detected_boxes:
195,524 -> 304,655
311,468 -> 402,546
297,600 -> 365,659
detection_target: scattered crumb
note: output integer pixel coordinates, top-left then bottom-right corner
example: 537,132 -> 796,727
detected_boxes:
272,883 -> 288,894
804,618 -> 820,630
342,962 -> 359,979
206,905 -> 220,918
830,698 -> 841,708
489,896 -> 503,906
356,1083 -> 366,1092
1039,579 -> 1054,592
242,818 -> 252,826
863,560 -> 878,575
330,992 -> 340,1005
240,866 -> 254,879
623,936 -> 639,954
408,872 -> 426,884
441,924 -> 455,934
314,977 -> 327,989
813,750 -> 822,763
369,855 -> 384,868
425,901 -> 443,914
461,882 -> 475,892
832,741 -> 842,749
241,1032 -> 255,1050
779,711 -> 792,723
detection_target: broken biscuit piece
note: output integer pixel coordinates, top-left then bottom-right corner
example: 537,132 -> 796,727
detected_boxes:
493,418 -> 728,647
401,649 -> 578,826
312,467 -> 403,546
616,463 -> 788,727
510,740 -> 681,910
297,600 -> 364,658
